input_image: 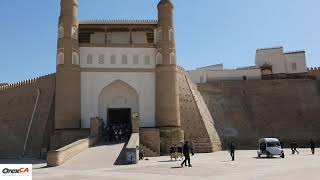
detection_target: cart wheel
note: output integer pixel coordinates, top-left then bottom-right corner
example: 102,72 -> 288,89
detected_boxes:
258,154 -> 261,158
281,153 -> 285,158
266,152 -> 271,158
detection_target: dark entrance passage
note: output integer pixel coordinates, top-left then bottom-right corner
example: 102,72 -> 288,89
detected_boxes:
108,108 -> 132,127
107,108 -> 132,143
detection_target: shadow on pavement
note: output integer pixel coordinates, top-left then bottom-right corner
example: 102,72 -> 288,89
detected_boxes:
114,142 -> 128,165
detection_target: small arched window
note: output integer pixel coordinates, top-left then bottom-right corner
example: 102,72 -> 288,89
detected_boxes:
57,51 -> 64,64
58,24 -> 64,39
156,29 -> 162,43
122,55 -> 128,64
111,54 -> 116,64
156,52 -> 162,65
170,52 -> 176,64
72,52 -> 79,65
169,29 -> 175,42
133,55 -> 139,64
87,54 -> 93,64
71,26 -> 78,40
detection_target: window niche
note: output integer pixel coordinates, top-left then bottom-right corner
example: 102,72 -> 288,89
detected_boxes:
122,55 -> 128,64
71,26 -> 78,40
58,24 -> 64,39
57,51 -> 64,64
111,54 -> 116,64
72,52 -> 79,65
87,54 -> 93,64
133,55 -> 139,65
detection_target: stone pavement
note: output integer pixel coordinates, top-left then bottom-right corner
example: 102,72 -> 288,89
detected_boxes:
33,148 -> 319,180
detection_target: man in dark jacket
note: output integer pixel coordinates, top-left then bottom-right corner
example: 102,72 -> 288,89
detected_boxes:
181,141 -> 192,167
230,142 -> 236,161
310,139 -> 316,155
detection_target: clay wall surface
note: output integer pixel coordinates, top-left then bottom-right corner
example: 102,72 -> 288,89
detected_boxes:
0,74 -> 55,158
198,79 -> 320,149
177,67 -> 221,153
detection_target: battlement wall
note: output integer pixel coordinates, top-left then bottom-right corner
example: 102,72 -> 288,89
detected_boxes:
308,67 -> 320,80
198,79 -> 320,149
0,74 -> 56,158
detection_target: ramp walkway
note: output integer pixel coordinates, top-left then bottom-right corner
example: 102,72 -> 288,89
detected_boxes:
58,143 -> 126,170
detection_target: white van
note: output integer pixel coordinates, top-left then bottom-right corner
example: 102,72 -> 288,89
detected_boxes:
257,138 -> 284,158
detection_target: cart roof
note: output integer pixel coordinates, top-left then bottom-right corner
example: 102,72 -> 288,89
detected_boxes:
259,138 -> 280,142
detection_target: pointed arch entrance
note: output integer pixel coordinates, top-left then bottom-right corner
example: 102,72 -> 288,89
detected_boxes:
98,80 -> 139,127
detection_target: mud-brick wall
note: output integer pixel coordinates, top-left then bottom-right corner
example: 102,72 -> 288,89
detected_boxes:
198,79 -> 320,149
177,67 -> 221,152
0,75 -> 55,158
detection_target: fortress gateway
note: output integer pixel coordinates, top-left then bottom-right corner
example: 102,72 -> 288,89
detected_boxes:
1,0 -> 319,160
0,0 -> 221,158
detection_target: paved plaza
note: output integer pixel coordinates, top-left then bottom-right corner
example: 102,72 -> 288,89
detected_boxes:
31,147 -> 319,180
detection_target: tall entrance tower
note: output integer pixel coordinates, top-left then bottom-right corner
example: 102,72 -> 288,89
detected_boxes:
155,0 -> 184,152
55,0 -> 81,129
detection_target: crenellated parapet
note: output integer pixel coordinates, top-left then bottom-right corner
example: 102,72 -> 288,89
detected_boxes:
0,73 -> 55,91
308,67 -> 320,71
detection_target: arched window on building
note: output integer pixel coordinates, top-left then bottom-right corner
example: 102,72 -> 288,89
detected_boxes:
111,54 -> 116,64
87,54 -> 93,64
169,29 -> 175,42
133,55 -> 139,65
170,52 -> 176,64
57,51 -> 64,64
99,55 -> 105,64
71,26 -> 78,40
156,29 -> 162,43
72,52 -> 79,65
122,55 -> 128,64
156,52 -> 162,65
58,24 -> 64,39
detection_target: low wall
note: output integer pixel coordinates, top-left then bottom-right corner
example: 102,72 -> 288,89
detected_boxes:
139,128 -> 160,156
47,137 -> 98,167
50,129 -> 90,150
126,133 -> 139,164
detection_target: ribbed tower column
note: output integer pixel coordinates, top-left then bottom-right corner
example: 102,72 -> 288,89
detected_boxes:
55,0 -> 81,129
156,0 -> 184,153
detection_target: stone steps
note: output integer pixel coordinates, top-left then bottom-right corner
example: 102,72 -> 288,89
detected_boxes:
140,143 -> 158,157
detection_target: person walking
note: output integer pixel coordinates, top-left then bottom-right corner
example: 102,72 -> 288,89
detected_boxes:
190,141 -> 195,156
291,141 -> 299,154
181,141 -> 192,167
230,142 -> 236,161
310,139 -> 315,155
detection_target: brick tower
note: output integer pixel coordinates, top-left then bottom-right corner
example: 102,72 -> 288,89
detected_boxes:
55,0 -> 81,129
156,0 -> 184,153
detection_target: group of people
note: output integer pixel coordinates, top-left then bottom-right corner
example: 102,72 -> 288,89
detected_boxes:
103,123 -> 131,143
229,139 -> 317,161
290,139 -> 316,155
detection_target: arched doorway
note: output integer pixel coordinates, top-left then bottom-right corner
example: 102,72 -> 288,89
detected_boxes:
98,80 -> 139,128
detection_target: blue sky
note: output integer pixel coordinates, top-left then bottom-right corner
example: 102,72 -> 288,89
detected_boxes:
0,0 -> 319,83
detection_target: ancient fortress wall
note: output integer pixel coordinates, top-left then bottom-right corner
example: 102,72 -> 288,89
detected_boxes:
177,66 -> 221,152
198,79 -> 320,149
0,74 -> 55,158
